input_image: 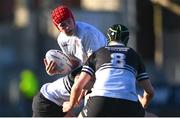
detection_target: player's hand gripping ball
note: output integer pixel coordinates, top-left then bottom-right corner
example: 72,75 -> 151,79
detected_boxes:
45,49 -> 80,77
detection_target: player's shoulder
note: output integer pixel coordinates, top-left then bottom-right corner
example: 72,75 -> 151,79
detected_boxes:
76,21 -> 94,27
127,46 -> 136,53
76,21 -> 100,32
93,46 -> 108,55
127,46 -> 142,59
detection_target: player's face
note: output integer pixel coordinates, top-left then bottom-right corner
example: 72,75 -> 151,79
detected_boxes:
58,18 -> 75,36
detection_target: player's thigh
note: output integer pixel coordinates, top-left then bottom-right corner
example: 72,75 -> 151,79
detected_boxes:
80,96 -> 145,117
32,92 -> 65,117
79,96 -> 113,117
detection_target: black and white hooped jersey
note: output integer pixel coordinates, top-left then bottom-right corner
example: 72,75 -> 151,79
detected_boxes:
82,43 -> 149,101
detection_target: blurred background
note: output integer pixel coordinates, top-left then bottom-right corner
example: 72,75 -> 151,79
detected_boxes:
0,0 -> 180,116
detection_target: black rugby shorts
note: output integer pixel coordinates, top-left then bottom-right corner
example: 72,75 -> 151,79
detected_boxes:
32,92 -> 66,117
80,96 -> 145,117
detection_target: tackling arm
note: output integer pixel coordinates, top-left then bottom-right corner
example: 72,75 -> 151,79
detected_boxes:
63,72 -> 91,112
138,79 -> 155,109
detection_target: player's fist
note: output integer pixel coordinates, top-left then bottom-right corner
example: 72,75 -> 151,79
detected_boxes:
62,101 -> 73,113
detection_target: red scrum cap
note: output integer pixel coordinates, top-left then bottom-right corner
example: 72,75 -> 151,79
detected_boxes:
51,5 -> 75,30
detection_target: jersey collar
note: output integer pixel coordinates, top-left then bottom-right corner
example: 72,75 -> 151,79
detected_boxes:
108,41 -> 125,46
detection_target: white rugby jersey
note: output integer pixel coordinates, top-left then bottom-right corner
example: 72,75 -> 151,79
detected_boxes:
58,21 -> 107,63
40,21 -> 107,106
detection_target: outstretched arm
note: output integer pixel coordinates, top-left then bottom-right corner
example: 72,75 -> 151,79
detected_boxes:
63,72 -> 91,112
138,79 -> 155,109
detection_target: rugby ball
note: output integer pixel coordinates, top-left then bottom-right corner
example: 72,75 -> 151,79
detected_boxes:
45,49 -> 80,76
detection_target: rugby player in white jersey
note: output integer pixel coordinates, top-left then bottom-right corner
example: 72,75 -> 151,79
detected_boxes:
32,5 -> 107,117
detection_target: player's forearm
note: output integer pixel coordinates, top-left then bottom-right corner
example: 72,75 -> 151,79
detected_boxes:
69,72 -> 91,108
69,85 -> 83,108
141,91 -> 154,108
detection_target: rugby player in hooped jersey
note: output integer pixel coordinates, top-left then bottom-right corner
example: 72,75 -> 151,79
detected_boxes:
63,24 -> 155,117
32,5 -> 107,117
